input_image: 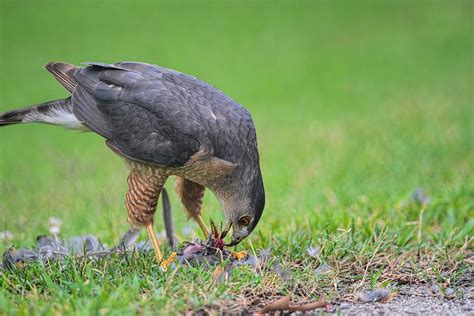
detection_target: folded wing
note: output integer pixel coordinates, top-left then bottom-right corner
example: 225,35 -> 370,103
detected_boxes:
72,62 -> 204,167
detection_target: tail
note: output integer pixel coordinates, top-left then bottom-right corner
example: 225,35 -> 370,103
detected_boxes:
0,98 -> 84,129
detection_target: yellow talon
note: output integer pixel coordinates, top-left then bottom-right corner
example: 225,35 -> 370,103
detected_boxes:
231,250 -> 247,260
194,214 -> 209,237
160,252 -> 177,271
145,223 -> 176,271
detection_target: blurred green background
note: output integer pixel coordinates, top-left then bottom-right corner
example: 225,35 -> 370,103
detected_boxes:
0,0 -> 472,246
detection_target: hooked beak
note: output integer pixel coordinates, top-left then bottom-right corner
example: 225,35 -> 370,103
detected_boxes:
221,222 -> 233,240
223,222 -> 245,247
226,239 -> 239,247
218,221 -> 246,246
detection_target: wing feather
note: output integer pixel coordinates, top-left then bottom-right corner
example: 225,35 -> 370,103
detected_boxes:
45,62 -> 78,93
71,63 -> 202,167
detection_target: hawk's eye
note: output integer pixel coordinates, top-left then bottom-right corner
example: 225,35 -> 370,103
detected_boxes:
239,215 -> 251,226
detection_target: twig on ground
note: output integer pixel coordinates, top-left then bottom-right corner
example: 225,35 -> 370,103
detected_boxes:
255,295 -> 328,314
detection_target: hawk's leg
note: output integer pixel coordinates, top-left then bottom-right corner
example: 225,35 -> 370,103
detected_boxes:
175,177 -> 209,237
126,168 -> 175,270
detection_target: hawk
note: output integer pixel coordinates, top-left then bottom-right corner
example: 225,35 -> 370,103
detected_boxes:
0,62 -> 265,269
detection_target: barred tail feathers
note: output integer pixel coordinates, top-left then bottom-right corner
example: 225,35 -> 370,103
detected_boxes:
0,98 -> 84,129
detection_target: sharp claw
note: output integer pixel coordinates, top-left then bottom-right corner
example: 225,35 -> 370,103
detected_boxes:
231,250 -> 247,260
209,219 -> 216,229
160,252 -> 177,271
209,220 -> 217,238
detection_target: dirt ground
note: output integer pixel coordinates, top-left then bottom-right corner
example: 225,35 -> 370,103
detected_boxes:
329,285 -> 473,315
200,282 -> 473,315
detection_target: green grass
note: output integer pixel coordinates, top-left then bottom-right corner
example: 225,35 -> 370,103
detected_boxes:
0,0 -> 472,314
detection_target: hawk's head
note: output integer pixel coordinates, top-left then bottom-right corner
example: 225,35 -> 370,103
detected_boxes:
220,171 -> 265,246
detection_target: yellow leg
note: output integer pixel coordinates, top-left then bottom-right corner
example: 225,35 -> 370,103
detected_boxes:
194,214 -> 209,237
146,223 -> 163,262
146,223 -> 176,271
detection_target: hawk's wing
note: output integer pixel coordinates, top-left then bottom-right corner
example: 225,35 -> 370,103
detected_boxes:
71,62 -> 206,167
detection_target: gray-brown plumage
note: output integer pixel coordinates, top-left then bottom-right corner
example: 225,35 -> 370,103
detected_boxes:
0,62 -> 265,260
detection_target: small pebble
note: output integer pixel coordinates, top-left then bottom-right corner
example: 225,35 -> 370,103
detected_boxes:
339,303 -> 350,310
430,284 -> 440,294
445,288 -> 455,297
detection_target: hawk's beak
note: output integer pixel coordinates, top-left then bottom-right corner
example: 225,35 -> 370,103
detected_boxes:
221,222 -> 232,240
226,239 -> 239,247
224,222 -> 243,246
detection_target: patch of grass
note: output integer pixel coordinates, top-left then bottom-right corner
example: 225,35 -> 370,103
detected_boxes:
1,0 -> 472,314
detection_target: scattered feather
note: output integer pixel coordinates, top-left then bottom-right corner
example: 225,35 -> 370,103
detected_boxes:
306,245 -> 320,258
273,262 -> 293,280
48,217 -> 62,236
113,228 -> 141,250
412,188 -> 431,205
257,248 -> 272,267
3,248 -> 37,270
233,254 -> 258,269
314,262 -> 332,275
232,248 -> 272,272
0,231 -> 13,241
67,235 -> 102,253
210,264 -> 232,286
1,215 -> 248,272
359,288 -> 397,303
